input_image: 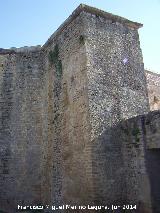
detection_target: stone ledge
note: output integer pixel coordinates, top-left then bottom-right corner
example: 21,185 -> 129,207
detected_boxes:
80,4 -> 143,29
0,45 -> 41,55
42,4 -> 143,49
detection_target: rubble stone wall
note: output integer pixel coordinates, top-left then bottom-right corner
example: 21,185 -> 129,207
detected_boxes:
145,70 -> 160,111
82,10 -> 150,209
0,4 -> 159,213
0,50 -> 47,212
42,12 -> 93,207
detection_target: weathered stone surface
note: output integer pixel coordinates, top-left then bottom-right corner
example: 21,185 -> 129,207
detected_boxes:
83,11 -> 149,140
0,4 -> 160,213
145,70 -> 160,111
0,50 -> 46,212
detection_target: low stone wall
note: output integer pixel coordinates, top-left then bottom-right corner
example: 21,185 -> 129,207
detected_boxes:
90,110 -> 160,212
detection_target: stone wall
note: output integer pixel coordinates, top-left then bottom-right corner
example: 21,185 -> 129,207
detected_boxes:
83,10 -> 149,141
72,108 -> 160,212
0,4 -> 159,213
82,7 -> 150,210
111,110 -> 160,212
0,50 -> 47,212
41,11 -> 93,207
144,111 -> 160,212
89,111 -> 153,212
145,70 -> 160,111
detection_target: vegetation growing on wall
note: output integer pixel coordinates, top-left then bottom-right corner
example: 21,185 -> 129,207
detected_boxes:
48,44 -> 62,78
79,35 -> 85,45
132,127 -> 140,144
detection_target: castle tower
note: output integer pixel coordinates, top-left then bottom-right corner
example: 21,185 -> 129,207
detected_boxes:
0,4 -> 151,213
41,4 -> 150,210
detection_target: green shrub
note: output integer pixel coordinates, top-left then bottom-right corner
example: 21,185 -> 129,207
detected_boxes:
79,35 -> 85,45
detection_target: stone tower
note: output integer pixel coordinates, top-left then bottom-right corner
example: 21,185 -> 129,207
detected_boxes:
0,4 -> 152,213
